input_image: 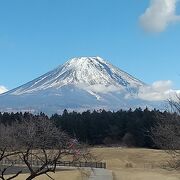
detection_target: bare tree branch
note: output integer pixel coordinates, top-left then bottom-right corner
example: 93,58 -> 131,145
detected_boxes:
0,115 -> 93,180
151,96 -> 180,170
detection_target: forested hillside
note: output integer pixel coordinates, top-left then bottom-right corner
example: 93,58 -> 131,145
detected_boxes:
0,108 -> 174,148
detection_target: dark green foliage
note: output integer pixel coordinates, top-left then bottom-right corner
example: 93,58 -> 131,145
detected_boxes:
0,108 -> 174,148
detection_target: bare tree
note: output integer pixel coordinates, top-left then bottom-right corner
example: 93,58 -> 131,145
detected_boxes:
151,98 -> 180,169
8,116 -> 92,180
0,124 -> 22,180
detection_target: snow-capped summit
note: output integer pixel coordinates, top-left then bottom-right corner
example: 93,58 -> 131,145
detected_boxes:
7,56 -> 144,96
0,57 -> 156,114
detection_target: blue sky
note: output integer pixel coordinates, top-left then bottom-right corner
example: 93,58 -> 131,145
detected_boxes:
0,0 -> 180,92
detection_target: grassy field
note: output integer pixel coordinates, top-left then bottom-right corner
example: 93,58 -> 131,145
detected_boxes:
6,168 -> 89,180
5,148 -> 180,180
91,147 -> 180,180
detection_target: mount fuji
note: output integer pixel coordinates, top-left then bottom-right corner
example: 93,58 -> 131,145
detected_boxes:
0,57 -> 160,114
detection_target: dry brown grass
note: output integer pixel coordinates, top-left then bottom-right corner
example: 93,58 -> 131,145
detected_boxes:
5,148 -> 180,180
5,168 -> 89,180
91,147 -> 180,180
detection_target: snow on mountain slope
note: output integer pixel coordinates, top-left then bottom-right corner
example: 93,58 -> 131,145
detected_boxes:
0,57 -> 158,114
6,57 -> 144,96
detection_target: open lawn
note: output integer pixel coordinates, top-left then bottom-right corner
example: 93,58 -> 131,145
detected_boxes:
5,148 -> 180,180
91,147 -> 180,180
5,168 -> 88,180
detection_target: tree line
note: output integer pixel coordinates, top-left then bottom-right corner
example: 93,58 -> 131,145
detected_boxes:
0,108 -> 176,148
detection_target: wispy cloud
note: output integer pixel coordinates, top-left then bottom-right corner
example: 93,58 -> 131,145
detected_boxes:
0,86 -> 8,94
140,0 -> 180,32
138,80 -> 180,101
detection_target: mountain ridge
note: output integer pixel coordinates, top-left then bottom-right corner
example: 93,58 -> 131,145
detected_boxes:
0,56 -> 159,114
4,57 -> 144,95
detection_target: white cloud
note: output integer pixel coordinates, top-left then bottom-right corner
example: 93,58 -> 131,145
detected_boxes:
77,83 -> 122,94
140,0 -> 180,32
0,86 -> 8,94
87,84 -> 121,94
138,80 -> 180,101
